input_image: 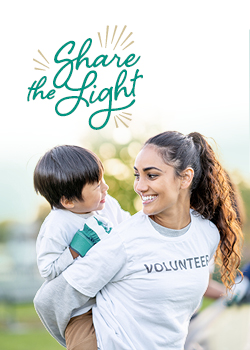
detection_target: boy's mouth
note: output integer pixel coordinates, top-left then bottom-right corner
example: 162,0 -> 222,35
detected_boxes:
100,197 -> 106,204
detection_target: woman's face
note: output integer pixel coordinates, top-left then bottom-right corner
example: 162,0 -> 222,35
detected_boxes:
134,145 -> 184,217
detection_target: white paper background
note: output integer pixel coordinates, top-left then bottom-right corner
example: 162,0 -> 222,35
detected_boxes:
1,0 -> 249,222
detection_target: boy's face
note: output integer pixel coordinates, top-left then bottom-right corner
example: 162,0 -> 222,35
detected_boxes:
64,178 -> 109,214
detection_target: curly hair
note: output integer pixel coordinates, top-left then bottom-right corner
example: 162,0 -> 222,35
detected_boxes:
145,131 -> 243,291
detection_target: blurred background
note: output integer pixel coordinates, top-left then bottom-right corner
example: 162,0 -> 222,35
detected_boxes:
0,128 -> 250,350
1,0 -> 250,349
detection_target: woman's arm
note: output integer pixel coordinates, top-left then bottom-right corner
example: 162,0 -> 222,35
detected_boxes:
204,278 -> 225,299
62,230 -> 127,296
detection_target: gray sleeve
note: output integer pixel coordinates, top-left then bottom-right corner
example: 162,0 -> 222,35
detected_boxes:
34,274 -> 90,348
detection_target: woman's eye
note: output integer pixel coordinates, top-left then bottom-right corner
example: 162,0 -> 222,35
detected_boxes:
133,173 -> 139,179
148,174 -> 158,179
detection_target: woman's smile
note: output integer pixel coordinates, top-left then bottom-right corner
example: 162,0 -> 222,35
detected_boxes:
140,194 -> 158,204
134,145 -> 183,217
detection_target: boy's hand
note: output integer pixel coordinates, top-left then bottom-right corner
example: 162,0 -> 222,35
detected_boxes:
70,216 -> 112,257
69,247 -> 79,259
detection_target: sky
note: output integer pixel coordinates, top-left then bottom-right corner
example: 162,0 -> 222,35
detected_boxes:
1,0 -> 250,222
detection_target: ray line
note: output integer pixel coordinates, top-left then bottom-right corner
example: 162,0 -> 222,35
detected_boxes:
121,32 -> 133,46
116,115 -> 129,128
33,59 -> 49,69
97,32 -> 102,47
105,25 -> 109,48
114,116 -> 119,128
113,25 -> 127,50
111,25 -> 117,44
119,114 -> 132,121
122,41 -> 134,50
35,68 -> 46,71
122,112 -> 132,116
38,50 -> 49,64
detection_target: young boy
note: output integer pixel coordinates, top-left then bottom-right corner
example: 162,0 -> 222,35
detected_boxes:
34,145 -> 130,350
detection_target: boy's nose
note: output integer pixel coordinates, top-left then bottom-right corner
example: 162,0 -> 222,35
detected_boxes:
103,182 -> 109,191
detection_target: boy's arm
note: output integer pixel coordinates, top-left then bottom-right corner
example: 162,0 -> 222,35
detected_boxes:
34,275 -> 90,347
37,237 -> 75,281
38,216 -> 113,280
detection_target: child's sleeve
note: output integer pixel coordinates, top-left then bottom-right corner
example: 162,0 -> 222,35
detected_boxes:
37,236 -> 74,281
34,275 -> 90,347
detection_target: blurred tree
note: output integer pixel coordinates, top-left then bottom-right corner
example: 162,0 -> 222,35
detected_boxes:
34,203 -> 51,228
238,181 -> 250,243
89,138 -> 143,215
0,221 -> 12,242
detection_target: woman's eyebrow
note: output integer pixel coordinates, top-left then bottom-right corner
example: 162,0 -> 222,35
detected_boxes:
133,166 -> 163,172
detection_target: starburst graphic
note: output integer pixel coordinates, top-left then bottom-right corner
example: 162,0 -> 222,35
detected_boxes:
33,50 -> 49,71
97,25 -> 134,50
114,112 -> 132,128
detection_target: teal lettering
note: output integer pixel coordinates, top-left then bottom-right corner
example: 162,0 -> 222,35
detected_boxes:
76,38 -> 92,69
89,99 -> 135,130
114,70 -> 130,100
122,54 -> 140,67
53,41 -> 75,88
55,71 -> 97,116
27,77 -> 55,101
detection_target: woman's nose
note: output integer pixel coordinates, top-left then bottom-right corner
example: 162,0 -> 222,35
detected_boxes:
134,178 -> 148,193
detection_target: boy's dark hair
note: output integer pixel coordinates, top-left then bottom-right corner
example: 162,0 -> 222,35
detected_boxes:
34,145 -> 103,209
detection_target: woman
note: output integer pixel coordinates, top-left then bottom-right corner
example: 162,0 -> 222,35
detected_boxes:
34,131 -> 243,350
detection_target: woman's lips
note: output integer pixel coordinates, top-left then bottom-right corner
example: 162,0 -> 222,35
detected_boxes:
141,195 -> 158,204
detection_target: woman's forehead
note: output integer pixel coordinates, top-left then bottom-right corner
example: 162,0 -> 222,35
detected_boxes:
134,145 -> 166,168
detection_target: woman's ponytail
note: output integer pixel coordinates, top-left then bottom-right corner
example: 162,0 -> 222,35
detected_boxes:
188,132 -> 243,290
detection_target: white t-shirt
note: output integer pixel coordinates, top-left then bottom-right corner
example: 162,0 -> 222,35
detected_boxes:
63,210 -> 220,350
36,194 -> 130,281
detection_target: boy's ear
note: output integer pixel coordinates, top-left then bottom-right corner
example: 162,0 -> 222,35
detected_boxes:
60,196 -> 75,209
180,168 -> 194,190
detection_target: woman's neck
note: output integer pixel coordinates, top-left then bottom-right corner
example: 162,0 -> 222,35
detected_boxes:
149,205 -> 191,230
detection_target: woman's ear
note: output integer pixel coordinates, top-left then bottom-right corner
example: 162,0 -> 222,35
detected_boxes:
60,196 -> 75,209
180,168 -> 194,190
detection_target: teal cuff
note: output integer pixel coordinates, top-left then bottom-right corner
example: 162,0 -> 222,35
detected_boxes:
70,224 -> 101,257
70,230 -> 94,257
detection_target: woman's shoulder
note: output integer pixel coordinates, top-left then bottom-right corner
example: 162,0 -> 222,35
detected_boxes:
191,210 -> 220,244
114,211 -> 146,232
191,209 -> 217,228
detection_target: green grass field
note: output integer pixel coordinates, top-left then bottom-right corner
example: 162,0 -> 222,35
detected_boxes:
0,298 -> 215,350
0,303 -> 62,350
